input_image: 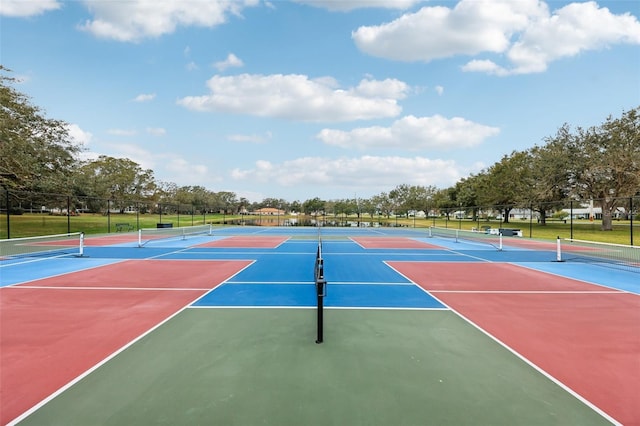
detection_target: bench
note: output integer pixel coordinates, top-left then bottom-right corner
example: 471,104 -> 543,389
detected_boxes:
539,218 -> 567,224
115,223 -> 134,232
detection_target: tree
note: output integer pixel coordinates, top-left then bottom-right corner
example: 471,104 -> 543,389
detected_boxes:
432,187 -> 457,219
525,134 -> 573,224
371,193 -> 393,218
389,184 -> 411,217
0,66 -> 81,193
568,107 -> 640,230
476,151 -> 531,223
454,177 -> 481,220
76,156 -> 156,212
302,197 -> 325,216
217,191 -> 238,214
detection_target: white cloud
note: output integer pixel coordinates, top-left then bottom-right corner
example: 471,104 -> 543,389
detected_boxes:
231,155 -> 462,190
214,53 -> 244,71
434,85 -> 444,96
317,115 -> 499,151
227,131 -> 272,144
0,0 -> 60,17
101,143 -> 215,185
178,74 -> 408,122
133,93 -> 156,102
146,127 -> 166,136
66,123 -> 93,147
498,1 -> 640,75
293,0 -> 422,12
78,0 -> 260,42
105,143 -> 156,169
164,158 -> 209,182
353,0 -> 640,75
108,129 -> 137,136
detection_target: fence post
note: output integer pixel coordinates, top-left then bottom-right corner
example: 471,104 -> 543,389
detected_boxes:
67,195 -> 71,234
5,188 -> 10,239
529,203 -> 533,238
570,200 -> 574,240
631,197 -> 634,246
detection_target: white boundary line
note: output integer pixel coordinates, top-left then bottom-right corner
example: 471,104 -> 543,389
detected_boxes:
385,261 -> 622,426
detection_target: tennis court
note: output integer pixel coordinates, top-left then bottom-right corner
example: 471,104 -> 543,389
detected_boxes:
1,226 -> 639,425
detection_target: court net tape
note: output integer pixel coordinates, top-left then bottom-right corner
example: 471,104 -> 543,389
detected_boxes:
0,232 -> 84,260
557,238 -> 640,273
137,224 -> 213,247
428,226 -> 503,250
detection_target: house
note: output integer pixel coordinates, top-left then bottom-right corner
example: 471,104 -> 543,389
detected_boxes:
253,207 -> 285,215
560,206 -> 626,220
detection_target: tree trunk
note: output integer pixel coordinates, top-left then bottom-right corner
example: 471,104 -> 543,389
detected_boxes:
503,207 -> 511,223
601,198 -> 614,231
539,207 -> 547,225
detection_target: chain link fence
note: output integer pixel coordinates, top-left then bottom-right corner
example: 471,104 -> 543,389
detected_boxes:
0,190 -> 229,238
1,190 -> 638,245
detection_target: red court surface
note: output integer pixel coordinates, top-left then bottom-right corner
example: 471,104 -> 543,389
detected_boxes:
195,235 -> 289,248
14,259 -> 253,289
389,261 -> 640,425
388,262 -> 612,292
0,260 -> 251,425
351,236 -> 441,249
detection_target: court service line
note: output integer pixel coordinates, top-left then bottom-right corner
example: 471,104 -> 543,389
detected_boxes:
511,262 -> 640,296
6,286 -> 215,426
386,263 -> 622,426
429,290 -> 623,294
7,286 -> 215,291
225,281 -> 415,286
0,254 -> 78,268
1,259 -> 129,288
188,305 -> 446,311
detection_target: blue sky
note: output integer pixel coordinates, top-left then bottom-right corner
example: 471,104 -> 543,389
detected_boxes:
2,0 -> 639,203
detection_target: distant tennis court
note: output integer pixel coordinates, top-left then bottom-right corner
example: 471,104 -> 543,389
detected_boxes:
1,226 -> 638,425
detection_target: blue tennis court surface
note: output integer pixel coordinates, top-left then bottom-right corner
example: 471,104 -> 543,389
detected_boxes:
193,283 -> 443,308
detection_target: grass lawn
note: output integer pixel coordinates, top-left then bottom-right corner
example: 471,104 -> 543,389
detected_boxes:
1,213 -> 637,245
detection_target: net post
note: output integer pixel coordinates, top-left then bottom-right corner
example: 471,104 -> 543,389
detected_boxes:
79,232 -> 84,257
138,229 -> 143,248
315,277 -> 326,344
208,224 -> 213,236
498,232 -> 503,251
428,226 -> 433,238
455,229 -> 459,243
314,228 -> 325,344
556,236 -> 563,262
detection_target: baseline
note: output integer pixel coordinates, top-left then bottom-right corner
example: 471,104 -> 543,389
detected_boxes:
388,261 -> 638,426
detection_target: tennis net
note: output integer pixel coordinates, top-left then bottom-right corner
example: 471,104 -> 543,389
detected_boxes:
315,227 -> 324,282
137,224 -> 213,247
557,238 -> 640,273
314,225 -> 326,344
428,226 -> 503,250
0,232 -> 84,260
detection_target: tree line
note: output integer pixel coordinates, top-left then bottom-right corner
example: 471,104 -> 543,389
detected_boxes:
1,66 -> 639,231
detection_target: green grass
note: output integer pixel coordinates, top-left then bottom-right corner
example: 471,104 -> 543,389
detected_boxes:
1,213 -> 637,245
0,212 -> 238,239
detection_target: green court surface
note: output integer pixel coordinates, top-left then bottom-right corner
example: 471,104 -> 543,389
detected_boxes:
19,308 -> 609,426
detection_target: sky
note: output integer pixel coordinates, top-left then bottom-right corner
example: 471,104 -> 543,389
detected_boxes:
1,0 -> 639,203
